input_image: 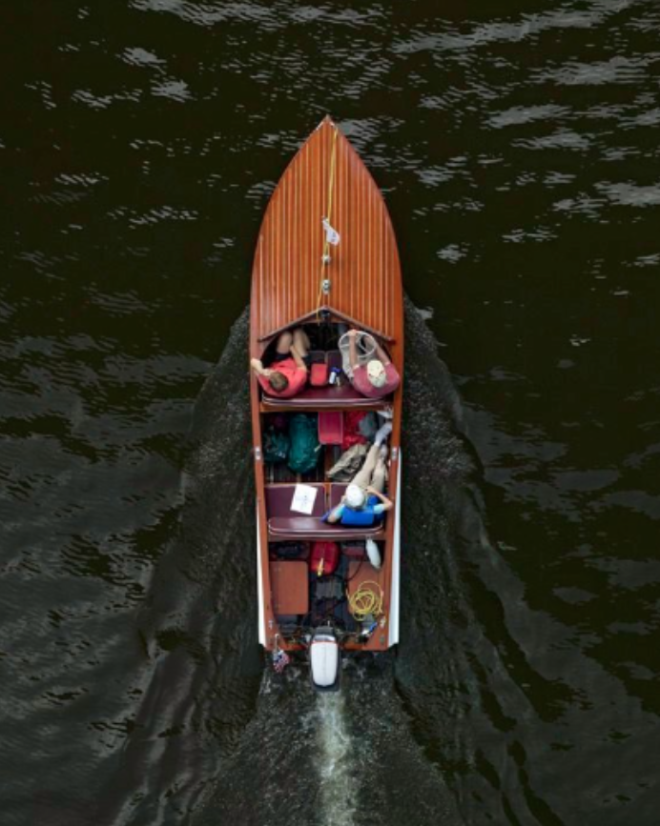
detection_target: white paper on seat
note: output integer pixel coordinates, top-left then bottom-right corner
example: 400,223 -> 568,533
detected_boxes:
290,484 -> 318,515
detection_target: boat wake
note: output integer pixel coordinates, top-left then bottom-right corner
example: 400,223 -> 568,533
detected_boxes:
100,300 -> 471,826
316,693 -> 358,826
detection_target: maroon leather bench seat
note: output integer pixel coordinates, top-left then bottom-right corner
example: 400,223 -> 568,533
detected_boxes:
262,383 -> 378,409
266,481 -> 385,540
266,484 -> 326,518
267,516 -> 384,541
330,484 -> 347,508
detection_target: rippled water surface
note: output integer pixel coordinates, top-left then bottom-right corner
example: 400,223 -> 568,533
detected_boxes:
2,2 -> 659,824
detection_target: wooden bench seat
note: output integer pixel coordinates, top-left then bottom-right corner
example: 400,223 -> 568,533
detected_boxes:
261,383 -> 381,409
267,516 -> 384,541
265,482 -> 386,541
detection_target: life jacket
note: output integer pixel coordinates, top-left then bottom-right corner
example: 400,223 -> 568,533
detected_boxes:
340,496 -> 382,527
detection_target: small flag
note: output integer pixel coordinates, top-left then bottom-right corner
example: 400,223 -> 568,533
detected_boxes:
272,649 -> 290,673
322,218 -> 340,246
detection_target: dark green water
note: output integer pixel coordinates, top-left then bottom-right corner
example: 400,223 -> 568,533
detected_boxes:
2,2 -> 659,824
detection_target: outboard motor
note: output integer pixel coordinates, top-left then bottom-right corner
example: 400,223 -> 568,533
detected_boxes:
309,627 -> 341,692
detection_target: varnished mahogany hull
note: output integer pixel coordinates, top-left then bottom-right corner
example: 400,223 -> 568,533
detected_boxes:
250,118 -> 403,653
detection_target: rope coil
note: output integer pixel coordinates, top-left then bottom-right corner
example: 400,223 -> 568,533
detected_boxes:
347,581 -> 384,622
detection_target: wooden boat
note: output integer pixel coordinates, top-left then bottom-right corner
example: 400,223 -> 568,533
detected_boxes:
250,117 -> 403,689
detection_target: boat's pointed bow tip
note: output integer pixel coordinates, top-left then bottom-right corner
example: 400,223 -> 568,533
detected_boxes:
317,114 -> 337,130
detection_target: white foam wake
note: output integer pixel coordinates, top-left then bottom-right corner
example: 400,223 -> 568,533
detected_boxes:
316,693 -> 357,826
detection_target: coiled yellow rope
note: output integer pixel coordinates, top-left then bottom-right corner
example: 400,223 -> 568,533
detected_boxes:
347,581 -> 384,621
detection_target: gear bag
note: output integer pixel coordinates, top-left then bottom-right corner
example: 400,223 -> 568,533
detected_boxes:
287,414 -> 320,474
263,426 -> 289,464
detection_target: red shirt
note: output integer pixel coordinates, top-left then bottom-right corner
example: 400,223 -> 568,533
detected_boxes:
258,358 -> 307,399
352,363 -> 400,399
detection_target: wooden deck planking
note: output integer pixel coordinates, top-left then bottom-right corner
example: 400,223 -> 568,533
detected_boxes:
250,118 -> 402,350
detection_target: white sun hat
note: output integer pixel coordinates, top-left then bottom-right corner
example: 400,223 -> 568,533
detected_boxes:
345,484 -> 367,509
366,359 -> 386,388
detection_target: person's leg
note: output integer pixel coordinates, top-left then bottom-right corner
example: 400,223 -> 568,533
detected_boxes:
373,421 -> 392,446
292,328 -> 309,357
370,453 -> 388,493
275,331 -> 293,355
351,443 -> 380,490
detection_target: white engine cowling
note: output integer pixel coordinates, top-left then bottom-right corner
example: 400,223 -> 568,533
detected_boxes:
309,630 -> 340,691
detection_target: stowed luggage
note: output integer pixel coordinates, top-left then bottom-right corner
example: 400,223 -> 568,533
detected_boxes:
269,541 -> 310,560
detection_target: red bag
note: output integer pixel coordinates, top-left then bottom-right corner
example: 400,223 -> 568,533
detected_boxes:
310,541 -> 340,577
318,411 -> 343,445
310,363 -> 329,386
341,411 -> 368,450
